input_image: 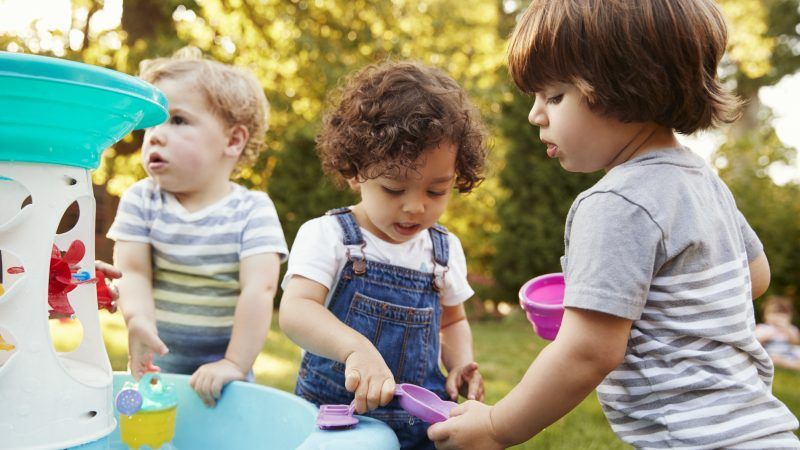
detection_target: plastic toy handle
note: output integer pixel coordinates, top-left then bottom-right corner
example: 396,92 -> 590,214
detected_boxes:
71,270 -> 92,282
138,372 -> 178,410
138,372 -> 161,396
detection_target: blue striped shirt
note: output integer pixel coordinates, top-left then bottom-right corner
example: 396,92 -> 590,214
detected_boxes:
107,178 -> 287,373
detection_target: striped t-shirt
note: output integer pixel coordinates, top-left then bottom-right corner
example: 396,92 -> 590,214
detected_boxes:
563,148 -> 799,449
107,178 -> 288,373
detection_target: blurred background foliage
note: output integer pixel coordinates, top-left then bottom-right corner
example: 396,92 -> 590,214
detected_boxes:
2,0 -> 798,313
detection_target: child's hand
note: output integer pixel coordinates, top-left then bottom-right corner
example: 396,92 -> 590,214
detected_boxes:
445,361 -> 484,401
95,260 -> 121,300
95,260 -> 122,283
344,348 -> 396,414
428,401 -> 506,450
190,358 -> 247,408
127,316 -> 168,380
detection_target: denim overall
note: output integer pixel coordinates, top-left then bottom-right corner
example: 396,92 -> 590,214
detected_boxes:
295,208 -> 450,450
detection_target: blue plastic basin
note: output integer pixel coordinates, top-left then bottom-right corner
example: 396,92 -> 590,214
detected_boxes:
71,373 -> 399,450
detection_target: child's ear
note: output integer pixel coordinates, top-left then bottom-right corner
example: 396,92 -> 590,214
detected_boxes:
346,177 -> 361,192
224,124 -> 249,158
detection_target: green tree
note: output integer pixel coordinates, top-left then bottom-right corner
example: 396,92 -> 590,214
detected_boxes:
170,0 -> 509,264
491,0 -> 800,303
715,0 -> 800,300
490,4 -> 600,300
491,88 -> 600,300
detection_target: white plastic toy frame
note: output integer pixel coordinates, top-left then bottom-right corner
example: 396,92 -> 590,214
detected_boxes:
0,163 -> 115,450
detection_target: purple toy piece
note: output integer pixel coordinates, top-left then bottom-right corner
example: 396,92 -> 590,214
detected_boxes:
519,272 -> 565,340
316,400 -> 358,430
395,384 -> 457,424
115,388 -> 143,416
317,383 -> 458,431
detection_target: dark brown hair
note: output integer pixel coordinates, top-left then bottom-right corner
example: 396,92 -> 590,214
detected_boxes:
507,0 -> 741,134
316,61 -> 488,192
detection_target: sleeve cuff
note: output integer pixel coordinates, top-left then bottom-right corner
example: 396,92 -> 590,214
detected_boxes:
282,265 -> 334,291
105,233 -> 150,244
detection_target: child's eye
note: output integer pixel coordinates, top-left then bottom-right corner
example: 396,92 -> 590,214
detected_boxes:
428,190 -> 448,197
170,115 -> 187,125
382,186 -> 404,195
546,94 -> 563,105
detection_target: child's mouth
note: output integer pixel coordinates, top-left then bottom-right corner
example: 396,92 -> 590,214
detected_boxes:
543,141 -> 558,158
147,152 -> 168,171
394,223 -> 420,236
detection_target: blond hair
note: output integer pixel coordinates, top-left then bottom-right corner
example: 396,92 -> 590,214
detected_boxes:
139,47 -> 269,173
507,0 -> 741,134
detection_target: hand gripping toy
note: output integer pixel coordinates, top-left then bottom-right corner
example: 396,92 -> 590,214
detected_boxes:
317,383 -> 458,430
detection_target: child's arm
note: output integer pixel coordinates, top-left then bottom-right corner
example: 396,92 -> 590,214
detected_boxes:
429,308 -> 632,449
748,252 -> 770,300
190,253 -> 281,407
113,241 -> 168,379
440,304 -> 484,401
279,275 -> 396,413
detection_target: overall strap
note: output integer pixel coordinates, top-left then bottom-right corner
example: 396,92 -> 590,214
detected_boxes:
428,224 -> 450,292
326,207 -> 367,275
428,223 -> 450,267
326,207 -> 364,246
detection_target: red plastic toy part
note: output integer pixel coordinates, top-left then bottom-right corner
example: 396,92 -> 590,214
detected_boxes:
6,239 -> 116,317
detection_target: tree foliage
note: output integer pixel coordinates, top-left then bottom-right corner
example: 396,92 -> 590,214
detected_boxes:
1,0 -> 798,305
491,85 -> 601,300
714,0 -> 800,300
169,0 -> 509,260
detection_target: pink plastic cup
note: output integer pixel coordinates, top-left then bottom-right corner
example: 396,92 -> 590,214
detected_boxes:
519,273 -> 565,340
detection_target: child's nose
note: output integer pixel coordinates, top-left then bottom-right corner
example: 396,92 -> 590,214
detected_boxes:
528,102 -> 547,127
145,125 -> 166,146
402,195 -> 425,214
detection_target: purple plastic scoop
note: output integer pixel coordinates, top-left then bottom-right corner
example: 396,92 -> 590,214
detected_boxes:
316,383 -> 457,430
395,383 -> 457,424
316,400 -> 358,430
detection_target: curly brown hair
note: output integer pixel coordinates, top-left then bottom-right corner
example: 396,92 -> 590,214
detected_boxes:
317,61 -> 488,193
507,0 -> 741,135
139,46 -> 269,175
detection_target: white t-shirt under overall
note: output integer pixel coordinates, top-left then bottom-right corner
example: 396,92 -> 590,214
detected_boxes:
281,213 -> 474,308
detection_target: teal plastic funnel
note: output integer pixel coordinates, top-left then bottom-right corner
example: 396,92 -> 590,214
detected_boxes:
0,51 -> 167,169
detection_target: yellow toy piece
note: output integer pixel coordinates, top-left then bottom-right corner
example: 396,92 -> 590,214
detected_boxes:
116,373 -> 178,449
0,333 -> 14,351
0,283 -> 4,295
119,406 -> 177,450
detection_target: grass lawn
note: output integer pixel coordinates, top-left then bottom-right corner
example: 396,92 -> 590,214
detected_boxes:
51,310 -> 800,449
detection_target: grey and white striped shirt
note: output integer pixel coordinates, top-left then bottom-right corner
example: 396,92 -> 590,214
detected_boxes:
563,148 -> 799,449
107,178 -> 288,372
